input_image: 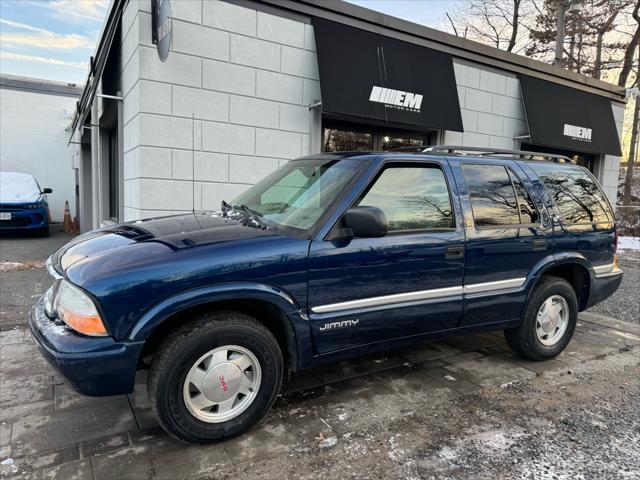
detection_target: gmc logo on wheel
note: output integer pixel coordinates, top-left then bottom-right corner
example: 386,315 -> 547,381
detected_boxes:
219,375 -> 228,392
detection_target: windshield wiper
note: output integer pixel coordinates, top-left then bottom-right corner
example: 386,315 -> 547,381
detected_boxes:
221,200 -> 268,230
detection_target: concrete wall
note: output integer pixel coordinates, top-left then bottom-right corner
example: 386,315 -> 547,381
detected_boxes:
602,103 -> 625,206
0,87 -> 77,221
444,59 -> 528,150
120,0 -> 318,221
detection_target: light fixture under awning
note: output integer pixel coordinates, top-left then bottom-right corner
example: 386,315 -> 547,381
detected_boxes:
313,18 -> 463,133
519,75 -> 622,156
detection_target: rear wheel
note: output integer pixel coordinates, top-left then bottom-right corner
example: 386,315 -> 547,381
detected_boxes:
148,311 -> 283,443
504,276 -> 578,360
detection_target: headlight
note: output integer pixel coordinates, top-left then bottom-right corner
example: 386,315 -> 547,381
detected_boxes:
25,203 -> 45,209
53,280 -> 108,336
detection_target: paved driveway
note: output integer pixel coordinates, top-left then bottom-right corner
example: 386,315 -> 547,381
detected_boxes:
1,228 -> 639,479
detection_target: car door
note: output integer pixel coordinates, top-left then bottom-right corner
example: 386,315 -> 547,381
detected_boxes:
450,159 -> 553,327
307,159 -> 466,354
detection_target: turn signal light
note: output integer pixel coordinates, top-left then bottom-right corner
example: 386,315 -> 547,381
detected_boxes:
58,308 -> 108,336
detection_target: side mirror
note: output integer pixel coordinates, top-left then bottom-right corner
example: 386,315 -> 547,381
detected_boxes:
42,188 -> 52,194
341,206 -> 388,238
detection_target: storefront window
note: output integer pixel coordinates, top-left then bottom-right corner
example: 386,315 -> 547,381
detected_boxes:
521,143 -> 595,173
323,121 -> 432,152
323,129 -> 374,152
380,136 -> 425,151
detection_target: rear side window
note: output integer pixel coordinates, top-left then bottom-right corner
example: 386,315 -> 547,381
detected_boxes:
358,166 -> 454,231
462,164 -> 521,226
529,164 -> 612,224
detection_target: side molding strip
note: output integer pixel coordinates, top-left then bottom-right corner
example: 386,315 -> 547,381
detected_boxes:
311,277 -> 526,314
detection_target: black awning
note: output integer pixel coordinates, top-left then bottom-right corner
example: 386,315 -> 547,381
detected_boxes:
519,75 -> 622,156
313,18 -> 463,132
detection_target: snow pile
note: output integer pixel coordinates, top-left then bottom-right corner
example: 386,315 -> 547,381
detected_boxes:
0,172 -> 41,203
618,236 -> 640,251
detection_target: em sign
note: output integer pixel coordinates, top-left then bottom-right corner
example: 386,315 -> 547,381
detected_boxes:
152,0 -> 172,62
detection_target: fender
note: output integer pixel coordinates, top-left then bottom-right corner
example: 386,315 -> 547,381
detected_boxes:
127,282 -> 312,369
520,252 -> 591,316
526,251 -> 590,285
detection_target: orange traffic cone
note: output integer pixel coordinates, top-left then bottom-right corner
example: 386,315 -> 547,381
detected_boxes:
63,201 -> 73,233
73,216 -> 80,234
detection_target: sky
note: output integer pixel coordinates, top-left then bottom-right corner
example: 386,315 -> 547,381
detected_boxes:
0,0 -> 108,85
346,0 -> 454,29
0,0 -> 454,85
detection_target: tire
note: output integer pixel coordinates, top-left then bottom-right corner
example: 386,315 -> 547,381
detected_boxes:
148,311 -> 283,443
36,225 -> 50,237
504,276 -> 578,361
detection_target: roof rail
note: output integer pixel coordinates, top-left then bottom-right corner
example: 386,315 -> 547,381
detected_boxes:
421,145 -> 574,163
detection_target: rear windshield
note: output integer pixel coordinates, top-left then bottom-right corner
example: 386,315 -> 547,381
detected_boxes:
529,163 -> 613,224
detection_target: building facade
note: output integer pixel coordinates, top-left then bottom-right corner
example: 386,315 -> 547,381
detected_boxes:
1,75 -> 81,222
70,0 -> 626,230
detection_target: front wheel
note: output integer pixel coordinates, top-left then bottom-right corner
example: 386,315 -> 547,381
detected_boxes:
504,276 -> 578,360
148,311 -> 283,443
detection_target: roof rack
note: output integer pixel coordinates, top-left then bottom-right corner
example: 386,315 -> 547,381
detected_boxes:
420,145 -> 574,163
388,145 -> 573,163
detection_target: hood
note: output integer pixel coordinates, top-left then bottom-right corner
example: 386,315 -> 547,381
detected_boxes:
0,171 -> 43,203
53,212 -> 278,273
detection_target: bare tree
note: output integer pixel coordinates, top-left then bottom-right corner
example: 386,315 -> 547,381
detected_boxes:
618,0 -> 640,87
591,1 -> 629,79
447,0 -> 532,53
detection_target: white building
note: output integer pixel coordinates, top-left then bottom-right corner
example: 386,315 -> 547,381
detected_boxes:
1,75 -> 82,222
69,0 -> 626,231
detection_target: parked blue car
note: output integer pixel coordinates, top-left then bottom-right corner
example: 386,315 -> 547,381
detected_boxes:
29,147 -> 622,443
0,171 -> 52,236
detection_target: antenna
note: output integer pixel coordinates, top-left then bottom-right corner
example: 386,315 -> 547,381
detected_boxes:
192,112 -> 195,214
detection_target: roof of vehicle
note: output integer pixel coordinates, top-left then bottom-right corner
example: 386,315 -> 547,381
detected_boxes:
297,146 -> 576,165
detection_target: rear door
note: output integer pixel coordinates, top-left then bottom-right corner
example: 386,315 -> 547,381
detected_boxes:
523,162 -> 616,266
307,159 -> 466,354
450,158 -> 553,327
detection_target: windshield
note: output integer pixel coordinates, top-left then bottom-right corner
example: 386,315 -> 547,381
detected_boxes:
230,158 -> 364,232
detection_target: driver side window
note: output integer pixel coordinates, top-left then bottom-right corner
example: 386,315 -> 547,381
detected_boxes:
358,166 -> 454,231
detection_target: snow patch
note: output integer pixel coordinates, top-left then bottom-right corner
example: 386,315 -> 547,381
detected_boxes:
618,236 -> 639,251
318,436 -> 338,449
0,260 -> 45,272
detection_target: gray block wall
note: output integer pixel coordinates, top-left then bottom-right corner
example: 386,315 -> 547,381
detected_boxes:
119,0 -> 318,220
444,59 -> 528,151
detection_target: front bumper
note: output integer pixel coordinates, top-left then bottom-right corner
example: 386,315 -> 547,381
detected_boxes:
28,297 -> 144,396
0,206 -> 48,230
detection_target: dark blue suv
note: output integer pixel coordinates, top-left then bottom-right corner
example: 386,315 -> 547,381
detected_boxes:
29,147 -> 622,443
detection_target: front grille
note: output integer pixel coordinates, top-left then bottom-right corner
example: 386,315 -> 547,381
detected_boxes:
0,205 -> 24,212
0,217 -> 32,227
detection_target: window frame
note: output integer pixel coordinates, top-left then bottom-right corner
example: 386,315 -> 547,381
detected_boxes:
351,161 -> 458,236
462,163 -> 543,230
